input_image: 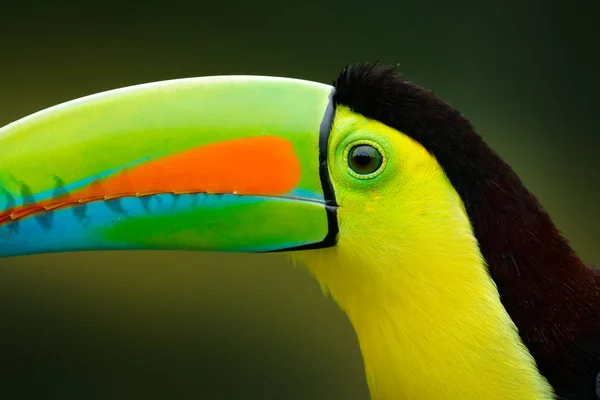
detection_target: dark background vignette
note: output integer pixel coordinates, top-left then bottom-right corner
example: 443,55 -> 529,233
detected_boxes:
0,1 -> 598,398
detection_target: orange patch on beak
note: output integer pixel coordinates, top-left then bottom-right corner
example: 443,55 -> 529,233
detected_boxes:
103,135 -> 302,196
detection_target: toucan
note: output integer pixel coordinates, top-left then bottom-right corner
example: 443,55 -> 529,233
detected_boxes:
0,63 -> 598,399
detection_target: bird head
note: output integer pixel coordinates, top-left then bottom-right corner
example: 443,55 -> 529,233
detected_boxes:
1,63 -> 598,400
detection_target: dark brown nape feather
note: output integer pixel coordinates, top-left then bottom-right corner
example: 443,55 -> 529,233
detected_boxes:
333,62 -> 600,399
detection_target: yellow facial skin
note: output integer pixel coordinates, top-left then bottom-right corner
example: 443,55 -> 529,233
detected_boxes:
292,106 -> 555,400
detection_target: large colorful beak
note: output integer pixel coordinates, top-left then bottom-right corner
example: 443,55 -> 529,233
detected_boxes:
0,76 -> 338,257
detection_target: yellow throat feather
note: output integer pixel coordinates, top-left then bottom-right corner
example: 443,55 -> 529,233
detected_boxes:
292,106 -> 555,400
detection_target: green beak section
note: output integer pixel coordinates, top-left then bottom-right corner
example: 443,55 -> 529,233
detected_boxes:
0,76 -> 338,257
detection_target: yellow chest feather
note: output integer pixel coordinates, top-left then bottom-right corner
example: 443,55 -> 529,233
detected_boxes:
297,222 -> 555,400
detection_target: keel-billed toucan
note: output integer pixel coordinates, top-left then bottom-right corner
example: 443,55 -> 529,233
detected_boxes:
0,63 -> 598,399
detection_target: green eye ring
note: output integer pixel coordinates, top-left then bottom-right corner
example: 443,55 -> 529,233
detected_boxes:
344,140 -> 386,179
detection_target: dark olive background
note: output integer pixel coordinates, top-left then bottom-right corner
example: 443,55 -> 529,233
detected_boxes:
0,1 -> 598,399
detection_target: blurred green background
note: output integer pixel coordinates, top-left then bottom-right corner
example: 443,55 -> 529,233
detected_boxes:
1,1 -> 598,399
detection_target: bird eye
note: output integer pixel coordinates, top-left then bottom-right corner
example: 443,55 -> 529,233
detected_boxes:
348,144 -> 383,176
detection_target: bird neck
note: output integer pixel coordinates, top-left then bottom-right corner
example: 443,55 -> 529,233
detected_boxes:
296,205 -> 556,400
342,255 -> 556,400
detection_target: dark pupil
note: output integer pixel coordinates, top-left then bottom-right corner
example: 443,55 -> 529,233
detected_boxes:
349,145 -> 382,174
